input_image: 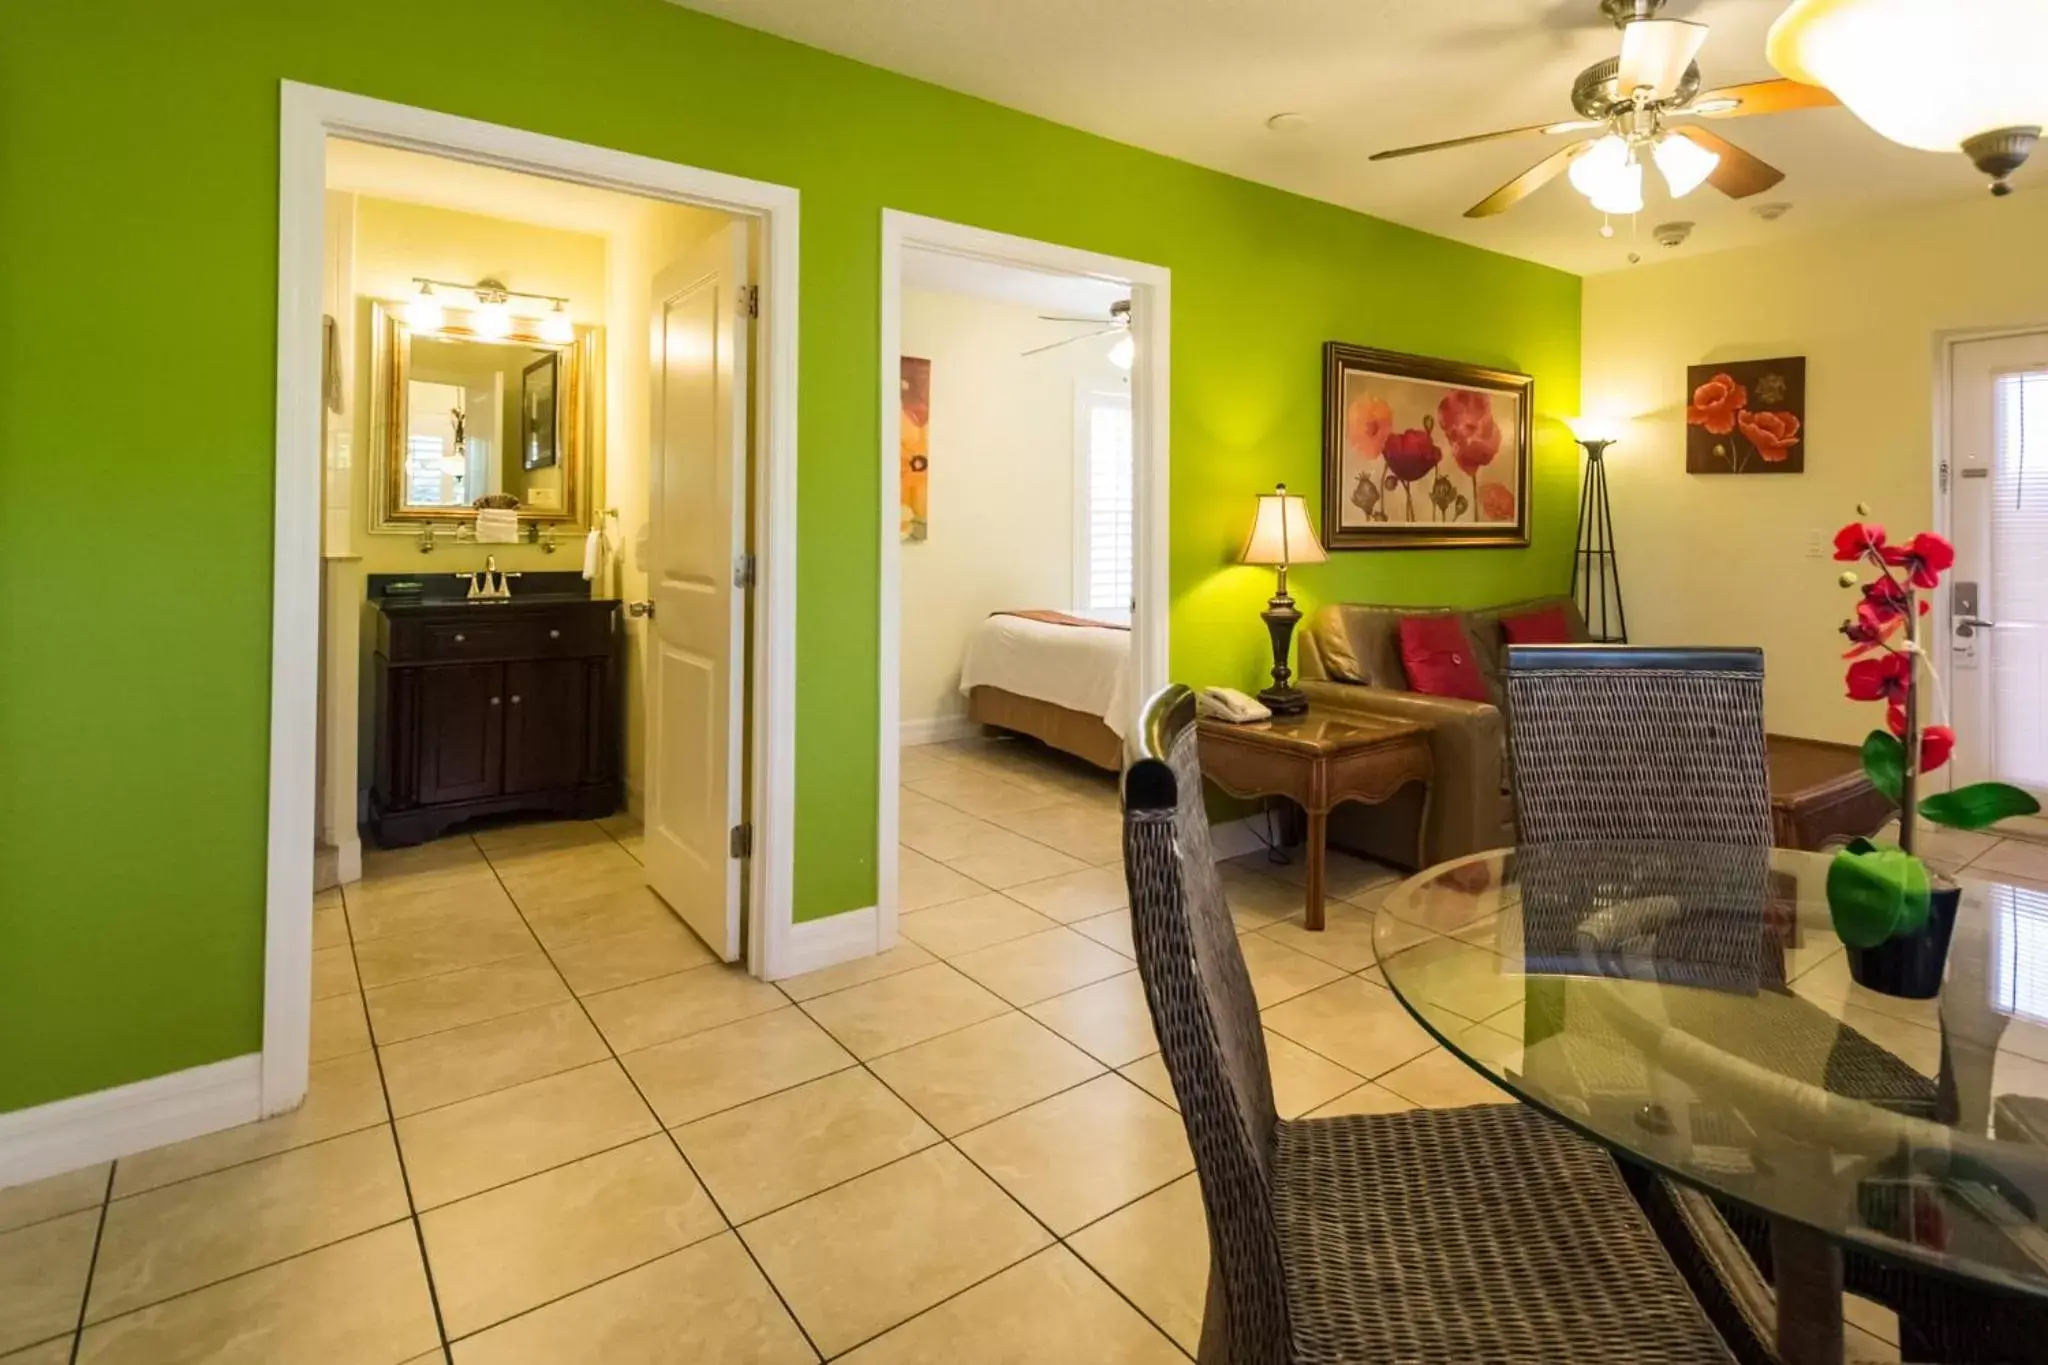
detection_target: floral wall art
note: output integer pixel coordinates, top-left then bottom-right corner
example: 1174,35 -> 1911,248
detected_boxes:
1685,356 -> 1806,475
1321,342 -> 1531,549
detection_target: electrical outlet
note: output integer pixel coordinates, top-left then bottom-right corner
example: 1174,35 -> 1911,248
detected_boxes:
1806,528 -> 1826,559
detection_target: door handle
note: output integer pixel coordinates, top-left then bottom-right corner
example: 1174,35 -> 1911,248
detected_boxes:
1957,617 -> 1998,639
627,600 -> 655,618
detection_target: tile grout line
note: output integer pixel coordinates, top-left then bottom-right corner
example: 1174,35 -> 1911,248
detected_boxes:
469,824 -> 831,1363
350,833 -> 491,1365
62,1161 -> 117,1363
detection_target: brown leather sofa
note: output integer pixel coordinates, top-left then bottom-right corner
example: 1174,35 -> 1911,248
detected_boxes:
1297,595 -> 1590,868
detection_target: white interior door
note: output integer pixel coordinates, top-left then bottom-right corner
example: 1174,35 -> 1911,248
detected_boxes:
644,224 -> 752,960
1948,332 -> 2048,798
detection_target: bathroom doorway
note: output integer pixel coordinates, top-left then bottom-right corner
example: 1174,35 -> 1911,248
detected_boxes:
267,84 -> 799,1119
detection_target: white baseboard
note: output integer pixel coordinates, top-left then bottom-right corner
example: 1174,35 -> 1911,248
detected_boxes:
774,905 -> 880,981
900,714 -> 980,748
0,1054 -> 264,1188
337,834 -> 362,886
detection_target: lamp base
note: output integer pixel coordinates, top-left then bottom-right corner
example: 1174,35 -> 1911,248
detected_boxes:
1258,684 -> 1308,716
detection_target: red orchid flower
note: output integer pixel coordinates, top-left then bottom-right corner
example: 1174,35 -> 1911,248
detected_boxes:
1880,532 -> 1956,590
1833,522 -> 1887,562
1840,600 -> 1903,657
1860,575 -> 1910,625
1847,650 -> 1912,705
1920,725 -> 1956,773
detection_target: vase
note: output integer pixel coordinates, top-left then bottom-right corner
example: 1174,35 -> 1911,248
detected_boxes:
1844,883 -> 1961,999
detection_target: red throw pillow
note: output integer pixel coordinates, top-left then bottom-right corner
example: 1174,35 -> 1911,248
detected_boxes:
1397,615 -> 1489,702
1501,605 -> 1571,645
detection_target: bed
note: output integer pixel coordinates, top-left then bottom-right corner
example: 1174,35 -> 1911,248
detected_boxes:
957,609 -> 1132,772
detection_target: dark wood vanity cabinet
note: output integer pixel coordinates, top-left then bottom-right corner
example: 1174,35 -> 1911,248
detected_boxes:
370,597 -> 621,846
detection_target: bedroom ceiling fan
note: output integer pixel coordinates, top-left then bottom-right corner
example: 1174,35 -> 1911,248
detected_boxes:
1025,298 -> 1134,369
1372,0 -> 1841,221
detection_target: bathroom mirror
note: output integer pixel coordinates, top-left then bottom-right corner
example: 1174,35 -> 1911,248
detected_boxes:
369,302 -> 603,531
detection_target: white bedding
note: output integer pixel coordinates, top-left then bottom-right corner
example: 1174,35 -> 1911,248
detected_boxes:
958,611 -> 1134,737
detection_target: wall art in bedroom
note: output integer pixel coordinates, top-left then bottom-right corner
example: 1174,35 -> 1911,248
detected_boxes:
900,355 -> 931,542
1321,342 -> 1531,550
1685,356 -> 1805,475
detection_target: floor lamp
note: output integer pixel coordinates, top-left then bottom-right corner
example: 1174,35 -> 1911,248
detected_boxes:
1567,418 -> 1627,643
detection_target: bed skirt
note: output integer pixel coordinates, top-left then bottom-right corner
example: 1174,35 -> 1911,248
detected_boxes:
966,686 -> 1124,773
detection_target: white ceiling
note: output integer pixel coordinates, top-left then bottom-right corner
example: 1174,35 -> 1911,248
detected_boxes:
671,0 -> 2018,276
902,246 -> 1129,316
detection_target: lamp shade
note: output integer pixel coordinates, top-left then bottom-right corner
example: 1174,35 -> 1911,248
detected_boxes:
1240,484 -> 1327,567
1768,0 -> 2048,154
1566,416 -> 1624,446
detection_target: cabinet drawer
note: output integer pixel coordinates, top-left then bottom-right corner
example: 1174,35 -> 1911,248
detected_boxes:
385,609 -> 615,663
419,620 -> 536,661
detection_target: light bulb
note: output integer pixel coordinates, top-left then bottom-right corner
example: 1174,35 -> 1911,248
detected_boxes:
1589,160 -> 1644,216
474,301 -> 512,340
1568,134 -> 1630,199
1108,333 -> 1135,370
538,302 -> 574,345
405,283 -> 443,333
1654,133 -> 1721,198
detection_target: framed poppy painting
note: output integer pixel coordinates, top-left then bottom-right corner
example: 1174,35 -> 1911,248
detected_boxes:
901,355 -> 931,542
1685,356 -> 1805,475
1321,342 -> 1532,550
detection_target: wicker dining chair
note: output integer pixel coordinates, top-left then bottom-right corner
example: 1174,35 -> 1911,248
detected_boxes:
1121,683 -> 1739,1365
1501,645 -> 2045,1364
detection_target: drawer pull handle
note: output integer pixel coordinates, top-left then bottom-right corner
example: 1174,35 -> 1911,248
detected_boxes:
510,694 -> 522,704
454,633 -> 466,643
549,629 -> 561,639
489,696 -> 501,706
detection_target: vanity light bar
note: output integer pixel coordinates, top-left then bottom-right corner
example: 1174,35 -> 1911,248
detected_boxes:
408,277 -> 574,343
410,276 -> 569,309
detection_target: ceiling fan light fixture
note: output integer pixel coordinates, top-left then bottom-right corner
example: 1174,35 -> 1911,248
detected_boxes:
1108,333 -> 1135,370
1569,135 -> 1643,215
1768,0 -> 2048,191
1654,132 -> 1721,197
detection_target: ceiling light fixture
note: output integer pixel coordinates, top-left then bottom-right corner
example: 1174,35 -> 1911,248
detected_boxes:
1768,0 -> 2048,195
1653,132 -> 1721,197
1569,135 -> 1645,215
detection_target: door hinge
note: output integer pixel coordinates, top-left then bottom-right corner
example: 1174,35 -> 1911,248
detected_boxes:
739,284 -> 759,319
729,823 -> 754,859
734,552 -> 756,590
1940,459 -> 1951,494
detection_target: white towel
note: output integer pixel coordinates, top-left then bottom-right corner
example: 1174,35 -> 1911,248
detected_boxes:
581,527 -> 601,580
475,508 -> 519,544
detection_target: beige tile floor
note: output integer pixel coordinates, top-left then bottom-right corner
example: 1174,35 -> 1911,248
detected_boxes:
0,733 -> 1959,1362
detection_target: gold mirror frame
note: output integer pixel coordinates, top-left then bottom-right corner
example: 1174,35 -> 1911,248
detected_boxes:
369,301 -> 604,531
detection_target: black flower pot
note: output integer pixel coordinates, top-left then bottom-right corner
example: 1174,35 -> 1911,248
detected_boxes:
1845,884 -> 1961,999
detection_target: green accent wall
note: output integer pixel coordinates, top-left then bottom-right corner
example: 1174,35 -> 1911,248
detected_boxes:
0,0 -> 1578,1113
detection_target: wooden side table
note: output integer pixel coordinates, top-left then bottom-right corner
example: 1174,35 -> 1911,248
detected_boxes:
1197,708 -> 1433,931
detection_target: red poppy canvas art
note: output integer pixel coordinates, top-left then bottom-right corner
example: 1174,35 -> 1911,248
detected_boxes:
1685,356 -> 1806,475
1321,342 -> 1532,550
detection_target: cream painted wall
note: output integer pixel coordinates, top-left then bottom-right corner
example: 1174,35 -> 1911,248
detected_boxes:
898,286 -> 1130,735
1582,190 -> 2048,743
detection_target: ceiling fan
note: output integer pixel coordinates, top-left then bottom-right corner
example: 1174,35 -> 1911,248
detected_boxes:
1025,298 -> 1134,368
1372,0 -> 1841,221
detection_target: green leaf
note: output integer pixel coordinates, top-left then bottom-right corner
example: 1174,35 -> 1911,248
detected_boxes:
1919,782 -> 2043,831
1826,843 -> 1930,948
1861,730 -> 1904,804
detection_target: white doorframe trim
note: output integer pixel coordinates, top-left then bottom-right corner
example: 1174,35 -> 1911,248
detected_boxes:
877,210 -> 1171,951
271,82 -> 801,1120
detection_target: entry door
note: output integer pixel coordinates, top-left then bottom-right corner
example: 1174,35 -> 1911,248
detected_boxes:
1948,332 -> 2048,798
644,224 -> 752,960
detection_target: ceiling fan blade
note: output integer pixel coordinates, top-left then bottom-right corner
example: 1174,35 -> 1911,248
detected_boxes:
1465,142 -> 1588,219
1371,118 -> 1601,162
1673,126 -> 1786,199
1037,314 -> 1112,323
1688,78 -> 1839,119
1617,18 -> 1709,100
1021,327 -> 1118,357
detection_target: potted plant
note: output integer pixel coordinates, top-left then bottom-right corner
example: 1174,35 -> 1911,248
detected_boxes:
1826,508 -> 2040,997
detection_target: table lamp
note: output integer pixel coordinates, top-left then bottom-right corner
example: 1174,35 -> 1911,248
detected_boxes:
1240,482 -> 1327,715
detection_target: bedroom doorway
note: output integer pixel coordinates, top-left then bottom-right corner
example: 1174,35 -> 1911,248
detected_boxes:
876,212 -> 1170,949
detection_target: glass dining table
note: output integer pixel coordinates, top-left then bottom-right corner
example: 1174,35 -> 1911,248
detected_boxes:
1374,841 -> 2048,1365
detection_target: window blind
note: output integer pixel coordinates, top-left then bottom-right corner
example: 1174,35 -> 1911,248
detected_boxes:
1992,882 -> 2048,1026
1082,393 -> 1134,614
1991,370 -> 2048,790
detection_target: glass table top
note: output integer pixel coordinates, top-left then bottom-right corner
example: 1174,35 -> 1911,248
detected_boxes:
1374,842 -> 2048,1303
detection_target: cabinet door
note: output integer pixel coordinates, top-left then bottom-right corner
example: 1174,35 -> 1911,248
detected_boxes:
503,658 -> 591,795
416,663 -> 505,805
